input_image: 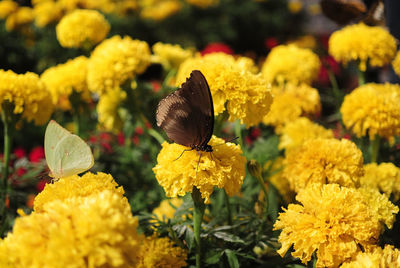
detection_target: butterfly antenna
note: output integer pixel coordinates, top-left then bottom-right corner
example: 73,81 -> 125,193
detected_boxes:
213,136 -> 239,147
174,148 -> 194,161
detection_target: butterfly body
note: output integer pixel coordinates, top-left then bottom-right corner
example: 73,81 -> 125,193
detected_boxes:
156,70 -> 214,152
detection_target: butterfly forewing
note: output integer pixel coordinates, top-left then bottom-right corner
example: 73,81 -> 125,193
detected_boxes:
156,70 -> 214,149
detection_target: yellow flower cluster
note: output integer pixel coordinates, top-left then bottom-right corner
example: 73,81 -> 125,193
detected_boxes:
341,245 -> 400,268
152,42 -> 194,70
140,0 -> 181,21
360,162 -> 400,202
56,9 -> 110,48
33,1 -> 63,27
184,0 -> 219,8
5,6 -> 34,31
340,83 -> 400,141
88,35 -> 151,95
0,172 -> 141,267
284,138 -> 364,192
329,23 -> 397,71
152,198 -> 183,221
41,56 -> 91,110
136,235 -> 188,268
96,87 -> 127,132
278,117 -> 333,152
0,69 -> 53,125
262,83 -> 321,132
176,53 -> 272,127
261,44 -> 321,85
0,0 -> 18,19
274,184 -> 391,268
393,50 -> 400,78
153,136 -> 246,203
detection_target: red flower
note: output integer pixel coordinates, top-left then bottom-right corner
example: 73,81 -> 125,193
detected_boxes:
201,42 -> 233,56
150,80 -> 161,93
132,136 -> 140,145
36,179 -> 48,192
16,167 -> 27,176
29,146 -> 45,163
89,135 -> 97,143
135,126 -> 144,135
145,121 -> 152,129
318,56 -> 340,86
13,147 -> 26,159
117,132 -> 125,145
264,37 -> 279,50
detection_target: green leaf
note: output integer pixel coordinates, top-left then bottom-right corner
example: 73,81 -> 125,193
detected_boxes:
205,250 -> 223,265
225,249 -> 240,268
185,226 -> 195,251
213,232 -> 245,244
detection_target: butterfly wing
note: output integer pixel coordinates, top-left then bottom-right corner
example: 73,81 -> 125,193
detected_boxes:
320,0 -> 366,25
156,70 -> 214,148
44,120 -> 94,179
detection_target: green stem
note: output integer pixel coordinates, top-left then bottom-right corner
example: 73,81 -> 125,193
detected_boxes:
192,187 -> 205,268
73,113 -> 80,136
223,190 -> 232,225
148,128 -> 165,145
234,120 -> 243,148
358,68 -> 366,86
328,70 -> 341,99
371,135 -> 380,163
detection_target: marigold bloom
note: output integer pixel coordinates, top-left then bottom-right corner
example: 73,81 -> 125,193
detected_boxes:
152,42 -> 194,70
56,9 -> 110,48
5,6 -> 34,31
140,0 -> 181,21
340,83 -> 400,141
0,190 -> 140,267
153,136 -> 246,203
96,87 -> 127,132
329,23 -> 396,71
261,44 -> 321,85
34,172 -> 125,212
33,1 -> 63,27
88,35 -> 151,95
152,198 -> 183,221
0,0 -> 18,19
360,162 -> 400,202
274,184 -> 381,268
176,53 -> 272,127
284,138 -> 363,192
263,83 -> 321,132
279,117 -> 333,151
41,56 -> 91,110
341,245 -> 400,268
136,235 -> 188,268
0,69 -> 53,125
185,0 -> 218,8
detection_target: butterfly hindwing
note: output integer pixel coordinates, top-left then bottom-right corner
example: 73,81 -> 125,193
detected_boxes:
156,70 -> 214,149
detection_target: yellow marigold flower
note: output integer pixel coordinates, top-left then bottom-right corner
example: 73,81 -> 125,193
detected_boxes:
288,0 -> 302,13
152,198 -> 183,221
153,136 -> 246,203
1,190 -> 140,267
96,87 -> 126,132
41,56 -> 91,110
288,35 -> 317,49
329,23 -> 396,71
279,117 -> 334,152
152,42 -> 194,70
340,83 -> 400,141
357,187 -> 399,230
284,138 -> 364,192
136,235 -> 188,268
393,51 -> 400,77
5,6 -> 34,31
56,9 -> 110,48
176,53 -> 272,127
360,162 -> 400,202
263,83 -> 321,132
235,56 -> 259,74
88,35 -> 151,95
274,184 -> 381,268
261,44 -> 321,85
34,172 -> 125,212
341,245 -> 400,268
185,0 -> 218,8
0,69 -> 53,125
0,0 -> 18,19
140,0 -> 181,21
33,1 -> 63,27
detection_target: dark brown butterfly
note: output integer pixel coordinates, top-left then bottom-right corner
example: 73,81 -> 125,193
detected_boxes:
156,70 -> 214,153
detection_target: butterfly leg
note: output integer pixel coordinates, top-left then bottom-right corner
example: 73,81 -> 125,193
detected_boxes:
196,152 -> 202,172
209,151 -> 220,162
174,148 -> 194,161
